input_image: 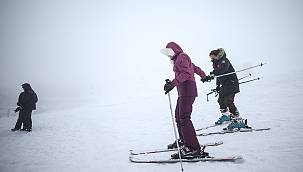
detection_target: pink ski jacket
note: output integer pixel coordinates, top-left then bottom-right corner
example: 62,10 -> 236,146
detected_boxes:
166,42 -> 206,97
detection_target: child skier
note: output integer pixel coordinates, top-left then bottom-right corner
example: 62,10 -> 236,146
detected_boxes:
161,42 -> 208,159
202,48 -> 246,129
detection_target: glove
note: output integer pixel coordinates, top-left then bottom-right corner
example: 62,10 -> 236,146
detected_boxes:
14,107 -> 21,113
201,74 -> 215,83
164,79 -> 175,94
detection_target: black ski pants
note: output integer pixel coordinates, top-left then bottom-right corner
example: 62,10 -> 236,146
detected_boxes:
217,93 -> 238,115
14,109 -> 33,130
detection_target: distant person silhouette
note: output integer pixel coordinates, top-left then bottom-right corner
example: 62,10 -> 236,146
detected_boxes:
11,83 -> 38,132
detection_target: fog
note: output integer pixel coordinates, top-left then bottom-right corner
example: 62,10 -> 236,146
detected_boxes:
1,0 -> 303,110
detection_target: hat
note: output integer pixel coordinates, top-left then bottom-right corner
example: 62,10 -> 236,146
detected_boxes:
22,83 -> 32,90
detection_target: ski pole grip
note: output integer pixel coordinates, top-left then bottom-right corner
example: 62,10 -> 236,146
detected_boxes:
165,79 -> 170,84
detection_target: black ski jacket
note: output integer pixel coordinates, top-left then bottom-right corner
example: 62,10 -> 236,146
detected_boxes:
17,91 -> 38,111
212,55 -> 240,96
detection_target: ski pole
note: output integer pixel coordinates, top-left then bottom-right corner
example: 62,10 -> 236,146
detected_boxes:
238,73 -> 252,81
239,77 -> 261,84
216,63 -> 266,78
206,76 -> 261,102
166,81 -> 184,172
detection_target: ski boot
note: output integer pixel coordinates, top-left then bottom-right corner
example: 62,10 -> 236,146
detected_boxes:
11,128 -> 19,132
171,146 -> 209,159
215,109 -> 231,125
224,118 -> 249,130
167,139 -> 184,149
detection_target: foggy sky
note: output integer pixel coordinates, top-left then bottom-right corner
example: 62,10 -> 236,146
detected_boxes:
1,0 -> 303,108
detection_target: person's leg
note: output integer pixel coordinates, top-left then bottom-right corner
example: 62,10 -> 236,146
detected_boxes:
215,95 -> 230,124
13,111 -> 24,130
225,94 -> 240,118
22,110 -> 29,130
175,98 -> 183,141
178,96 -> 200,150
26,110 -> 33,130
218,95 -> 228,113
168,98 -> 183,149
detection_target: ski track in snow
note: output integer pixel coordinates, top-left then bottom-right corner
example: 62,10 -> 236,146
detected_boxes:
0,76 -> 303,172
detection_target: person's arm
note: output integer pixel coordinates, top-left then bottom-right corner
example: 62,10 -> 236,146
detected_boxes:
17,93 -> 23,107
193,63 -> 206,78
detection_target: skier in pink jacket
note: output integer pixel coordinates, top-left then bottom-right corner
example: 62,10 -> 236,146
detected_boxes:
161,42 -> 208,159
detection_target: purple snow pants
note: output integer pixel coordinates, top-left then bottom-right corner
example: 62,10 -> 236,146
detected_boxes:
175,96 -> 200,150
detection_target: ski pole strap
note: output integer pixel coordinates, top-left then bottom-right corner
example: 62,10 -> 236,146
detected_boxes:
207,91 -> 216,96
206,90 -> 217,102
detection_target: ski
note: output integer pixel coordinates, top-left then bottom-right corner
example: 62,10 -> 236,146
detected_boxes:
129,155 -> 242,163
130,141 -> 223,155
197,127 -> 271,136
195,121 -> 230,131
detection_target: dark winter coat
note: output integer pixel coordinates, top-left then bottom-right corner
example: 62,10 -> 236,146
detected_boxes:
17,84 -> 38,111
212,55 -> 240,96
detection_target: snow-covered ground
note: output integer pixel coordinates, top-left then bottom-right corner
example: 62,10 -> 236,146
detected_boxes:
0,73 -> 303,172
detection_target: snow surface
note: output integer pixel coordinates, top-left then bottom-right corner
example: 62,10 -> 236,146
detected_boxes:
1,0 -> 303,172
1,74 -> 303,172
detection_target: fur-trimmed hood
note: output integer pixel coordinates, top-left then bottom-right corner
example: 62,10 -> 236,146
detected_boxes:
216,48 -> 226,59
